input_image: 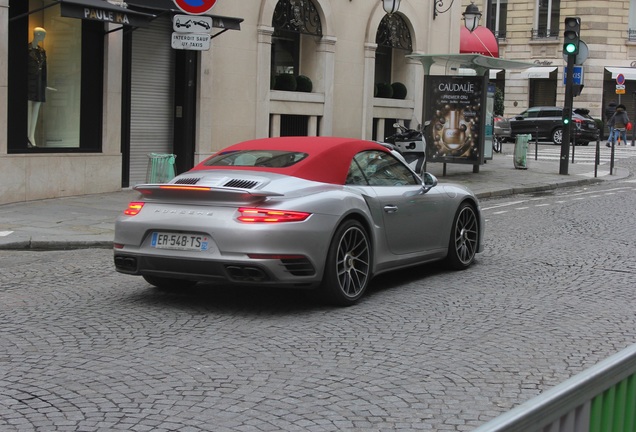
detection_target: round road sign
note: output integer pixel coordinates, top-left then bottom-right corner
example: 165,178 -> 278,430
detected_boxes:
173,0 -> 217,15
617,73 -> 626,85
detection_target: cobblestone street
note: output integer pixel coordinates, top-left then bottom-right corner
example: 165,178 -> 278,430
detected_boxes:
1,179 -> 636,431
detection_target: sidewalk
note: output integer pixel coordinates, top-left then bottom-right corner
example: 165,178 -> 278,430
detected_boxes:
0,147 -> 631,250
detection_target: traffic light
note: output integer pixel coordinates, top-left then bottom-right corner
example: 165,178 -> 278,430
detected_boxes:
562,107 -> 571,125
563,17 -> 581,55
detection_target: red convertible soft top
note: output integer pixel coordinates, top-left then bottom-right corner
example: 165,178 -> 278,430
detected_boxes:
190,137 -> 391,185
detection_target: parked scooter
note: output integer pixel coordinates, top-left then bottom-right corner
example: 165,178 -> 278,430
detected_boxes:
384,122 -> 428,177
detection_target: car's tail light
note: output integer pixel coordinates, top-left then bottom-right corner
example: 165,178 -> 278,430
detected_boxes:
123,202 -> 145,216
237,208 -> 311,223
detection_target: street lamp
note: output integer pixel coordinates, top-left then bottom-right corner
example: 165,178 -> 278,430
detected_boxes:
382,0 -> 482,30
382,0 -> 401,15
463,1 -> 482,32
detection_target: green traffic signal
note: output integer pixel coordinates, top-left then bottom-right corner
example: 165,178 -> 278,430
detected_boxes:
563,17 -> 580,55
562,107 -> 572,125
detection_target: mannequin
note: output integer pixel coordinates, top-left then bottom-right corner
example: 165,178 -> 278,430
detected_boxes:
27,27 -> 48,147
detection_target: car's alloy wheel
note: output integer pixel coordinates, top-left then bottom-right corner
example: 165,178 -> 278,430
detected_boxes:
321,220 -> 371,306
446,203 -> 479,270
552,128 -> 563,145
143,275 -> 197,289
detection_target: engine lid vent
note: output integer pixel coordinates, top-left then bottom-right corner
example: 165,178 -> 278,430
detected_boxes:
174,177 -> 201,185
223,179 -> 259,189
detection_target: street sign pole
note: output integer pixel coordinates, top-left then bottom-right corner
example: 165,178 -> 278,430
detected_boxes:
560,53 -> 574,175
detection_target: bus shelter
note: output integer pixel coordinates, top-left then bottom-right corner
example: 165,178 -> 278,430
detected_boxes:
407,54 -> 534,172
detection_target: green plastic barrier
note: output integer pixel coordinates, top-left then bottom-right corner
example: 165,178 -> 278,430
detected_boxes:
146,153 -> 176,183
514,134 -> 531,170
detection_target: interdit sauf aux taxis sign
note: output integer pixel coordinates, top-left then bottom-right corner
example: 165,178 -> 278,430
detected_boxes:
173,0 -> 218,15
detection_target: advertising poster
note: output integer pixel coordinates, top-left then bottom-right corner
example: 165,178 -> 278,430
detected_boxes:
425,75 -> 485,164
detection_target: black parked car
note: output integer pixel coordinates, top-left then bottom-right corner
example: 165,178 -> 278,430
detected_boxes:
494,106 -> 599,145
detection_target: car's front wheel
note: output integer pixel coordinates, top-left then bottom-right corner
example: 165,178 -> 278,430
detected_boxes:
552,128 -> 563,145
321,220 -> 371,306
445,203 -> 479,270
143,275 -> 197,289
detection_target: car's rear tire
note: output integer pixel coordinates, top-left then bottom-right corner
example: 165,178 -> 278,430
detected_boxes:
320,220 -> 371,306
552,128 -> 563,145
445,203 -> 479,270
142,275 -> 197,289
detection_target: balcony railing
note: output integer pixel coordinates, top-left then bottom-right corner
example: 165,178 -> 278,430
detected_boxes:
629,28 -> 636,41
493,30 -> 507,41
531,27 -> 560,40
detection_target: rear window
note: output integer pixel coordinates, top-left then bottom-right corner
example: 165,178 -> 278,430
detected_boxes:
203,150 -> 308,168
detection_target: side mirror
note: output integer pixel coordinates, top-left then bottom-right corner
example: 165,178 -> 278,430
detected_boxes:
421,172 -> 438,193
515,116 -> 524,121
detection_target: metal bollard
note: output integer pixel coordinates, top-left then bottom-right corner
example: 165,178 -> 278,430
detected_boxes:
594,134 -> 599,178
535,126 -> 539,160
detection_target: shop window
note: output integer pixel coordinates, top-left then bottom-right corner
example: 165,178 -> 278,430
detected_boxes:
374,13 -> 412,96
272,30 -> 300,76
529,80 -> 557,107
8,0 -> 103,153
271,0 -> 322,85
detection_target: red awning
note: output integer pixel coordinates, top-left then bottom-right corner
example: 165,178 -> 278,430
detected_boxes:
460,26 -> 499,58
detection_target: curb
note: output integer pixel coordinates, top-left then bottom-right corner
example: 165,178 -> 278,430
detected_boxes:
474,176 -> 603,199
0,239 -> 114,251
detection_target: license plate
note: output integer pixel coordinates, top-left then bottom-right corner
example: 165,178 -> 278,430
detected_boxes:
151,232 -> 210,251
588,124 -> 595,129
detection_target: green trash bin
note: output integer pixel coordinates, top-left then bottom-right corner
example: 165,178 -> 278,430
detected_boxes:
514,134 -> 531,170
146,153 -> 176,183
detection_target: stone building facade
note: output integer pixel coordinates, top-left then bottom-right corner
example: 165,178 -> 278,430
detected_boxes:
1,0 -> 466,204
472,0 -> 636,126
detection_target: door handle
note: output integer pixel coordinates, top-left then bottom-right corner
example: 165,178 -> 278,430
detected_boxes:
384,205 -> 398,213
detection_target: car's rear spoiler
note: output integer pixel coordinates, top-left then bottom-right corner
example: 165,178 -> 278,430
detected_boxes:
133,184 -> 283,203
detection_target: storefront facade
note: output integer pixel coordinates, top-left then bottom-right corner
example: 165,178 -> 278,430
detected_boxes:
1,0 -> 153,204
1,0 -> 463,204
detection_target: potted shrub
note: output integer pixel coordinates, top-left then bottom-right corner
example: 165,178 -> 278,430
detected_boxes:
296,75 -> 313,92
376,82 -> 393,98
391,82 -> 407,99
274,74 -> 297,91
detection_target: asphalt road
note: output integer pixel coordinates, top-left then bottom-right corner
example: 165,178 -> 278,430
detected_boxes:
1,177 -> 636,431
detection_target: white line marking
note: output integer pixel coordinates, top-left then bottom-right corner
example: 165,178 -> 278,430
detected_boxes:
0,231 -> 14,237
482,200 -> 528,211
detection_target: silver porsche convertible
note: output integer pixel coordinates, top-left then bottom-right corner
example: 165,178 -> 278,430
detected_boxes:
114,137 -> 484,306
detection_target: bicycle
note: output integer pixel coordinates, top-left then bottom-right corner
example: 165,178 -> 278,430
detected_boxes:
493,135 -> 503,153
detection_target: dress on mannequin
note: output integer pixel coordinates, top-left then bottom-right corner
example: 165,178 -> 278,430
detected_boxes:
27,27 -> 47,148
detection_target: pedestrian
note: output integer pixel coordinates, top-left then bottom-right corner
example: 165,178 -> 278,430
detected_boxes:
605,101 -> 617,147
608,104 -> 630,146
